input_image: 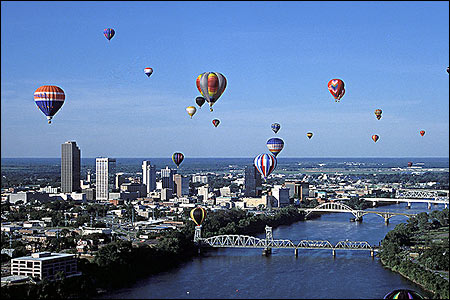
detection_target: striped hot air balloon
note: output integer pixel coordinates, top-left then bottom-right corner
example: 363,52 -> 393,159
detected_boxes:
103,28 -> 115,41
419,130 -> 425,136
327,79 -> 345,102
34,85 -> 65,124
190,206 -> 206,226
212,119 -> 220,127
271,123 -> 281,134
372,135 -> 379,143
172,152 -> 184,168
266,138 -> 284,157
144,67 -> 153,77
186,106 -> 197,119
254,153 -> 277,179
383,289 -> 424,299
196,72 -> 227,111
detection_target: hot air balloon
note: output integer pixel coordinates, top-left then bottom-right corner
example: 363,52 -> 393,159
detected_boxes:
34,85 -> 65,124
190,206 -> 206,226
196,72 -> 227,111
447,67 -> 449,74
419,130 -> 425,136
408,162 -> 413,167
254,153 -> 277,179
103,28 -> 115,41
144,67 -> 153,77
186,106 -> 197,119
212,119 -> 220,127
172,152 -> 184,167
196,96 -> 205,108
372,135 -> 379,143
307,132 -> 313,139
383,289 -> 424,299
266,138 -> 284,157
327,79 -> 345,102
271,123 -> 281,134
374,109 -> 382,120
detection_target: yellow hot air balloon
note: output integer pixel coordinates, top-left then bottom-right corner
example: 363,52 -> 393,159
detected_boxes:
306,132 -> 313,139
186,106 -> 197,119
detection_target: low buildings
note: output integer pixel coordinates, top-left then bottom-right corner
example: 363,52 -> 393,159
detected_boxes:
10,252 -> 78,281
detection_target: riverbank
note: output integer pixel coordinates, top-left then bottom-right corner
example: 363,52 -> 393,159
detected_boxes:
378,209 -> 449,299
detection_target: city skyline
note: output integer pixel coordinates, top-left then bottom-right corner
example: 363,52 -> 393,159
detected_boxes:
1,1 -> 449,158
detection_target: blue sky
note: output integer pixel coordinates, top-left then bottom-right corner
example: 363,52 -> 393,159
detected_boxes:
1,1 -> 449,158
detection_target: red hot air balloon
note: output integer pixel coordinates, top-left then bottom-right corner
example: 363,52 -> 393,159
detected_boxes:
190,207 -> 206,226
212,119 -> 220,127
372,135 -> 379,143
374,109 -> 382,120
419,130 -> 425,136
327,79 -> 345,102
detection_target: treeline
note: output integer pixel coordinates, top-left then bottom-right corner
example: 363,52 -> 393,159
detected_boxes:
379,209 -> 449,299
1,207 -> 305,299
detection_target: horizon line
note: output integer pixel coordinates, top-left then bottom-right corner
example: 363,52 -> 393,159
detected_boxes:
2,156 -> 449,159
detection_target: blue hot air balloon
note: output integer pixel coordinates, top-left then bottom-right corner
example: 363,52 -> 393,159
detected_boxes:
271,123 -> 280,134
254,153 -> 277,179
266,138 -> 284,157
34,85 -> 65,124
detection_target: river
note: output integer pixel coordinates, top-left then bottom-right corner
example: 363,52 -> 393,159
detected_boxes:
101,203 -> 445,299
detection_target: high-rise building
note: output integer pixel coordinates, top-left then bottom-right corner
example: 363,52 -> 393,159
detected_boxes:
173,174 -> 189,197
115,173 -> 126,190
61,141 -> 81,193
95,158 -> 116,201
142,161 -> 156,195
285,181 -> 310,201
161,166 -> 176,190
272,185 -> 290,207
244,164 -> 262,197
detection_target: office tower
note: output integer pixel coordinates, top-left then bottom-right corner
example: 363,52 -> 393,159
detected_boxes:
173,174 -> 190,197
299,181 -> 310,202
115,173 -> 125,190
95,158 -> 116,201
244,164 -> 262,197
285,181 -> 310,201
161,166 -> 176,190
142,161 -> 156,195
86,169 -> 92,183
61,141 -> 81,193
272,185 -> 290,207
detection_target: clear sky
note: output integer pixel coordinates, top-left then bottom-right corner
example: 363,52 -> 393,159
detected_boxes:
1,1 -> 449,158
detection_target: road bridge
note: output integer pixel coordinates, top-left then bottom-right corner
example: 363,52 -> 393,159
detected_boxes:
361,189 -> 449,209
299,202 -> 416,224
195,226 -> 378,257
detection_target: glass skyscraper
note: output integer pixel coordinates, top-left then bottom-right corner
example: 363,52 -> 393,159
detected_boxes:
61,141 -> 81,193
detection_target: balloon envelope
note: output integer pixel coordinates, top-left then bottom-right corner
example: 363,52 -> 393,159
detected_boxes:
266,138 -> 284,157
190,207 -> 206,226
271,123 -> 281,134
307,132 -> 313,139
196,72 -> 227,111
186,106 -> 197,118
419,130 -> 425,136
372,135 -> 379,143
172,152 -> 184,167
375,109 -> 382,120
408,162 -> 413,167
103,28 -> 115,41
383,289 -> 424,299
144,67 -> 153,77
254,153 -> 277,179
34,85 -> 65,124
212,119 -> 220,127
196,96 -> 205,108
327,79 -> 345,101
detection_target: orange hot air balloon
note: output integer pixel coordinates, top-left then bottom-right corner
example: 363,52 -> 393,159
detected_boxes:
419,130 -> 425,136
372,135 -> 379,143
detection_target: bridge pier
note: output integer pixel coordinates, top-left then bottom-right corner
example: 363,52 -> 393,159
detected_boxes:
294,248 -> 298,257
384,217 -> 389,225
372,201 -> 376,207
332,249 -> 336,257
406,203 -> 411,209
370,250 -> 374,258
355,217 -> 363,222
427,202 -> 431,209
262,248 -> 272,256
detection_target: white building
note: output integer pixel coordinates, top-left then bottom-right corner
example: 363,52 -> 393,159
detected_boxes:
192,175 -> 208,184
197,185 -> 210,201
95,157 -> 116,201
142,161 -> 156,195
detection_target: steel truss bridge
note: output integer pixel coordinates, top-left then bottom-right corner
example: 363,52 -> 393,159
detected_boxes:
195,226 -> 377,257
300,202 -> 416,224
361,189 -> 449,209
